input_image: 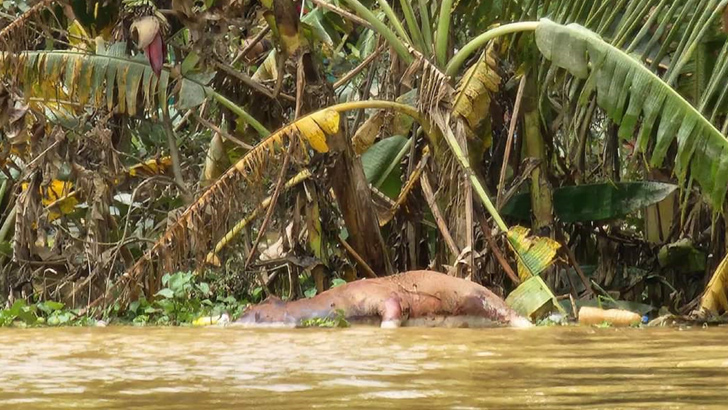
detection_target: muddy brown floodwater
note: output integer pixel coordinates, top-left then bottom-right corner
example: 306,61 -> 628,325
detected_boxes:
1,326 -> 727,409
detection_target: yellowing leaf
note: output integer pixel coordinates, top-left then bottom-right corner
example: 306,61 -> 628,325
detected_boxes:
128,156 -> 172,177
507,225 -> 561,280
308,109 -> 340,134
75,58 -> 94,106
116,65 -> 129,113
295,117 -> 328,152
295,109 -> 340,153
21,180 -> 79,221
452,43 -> 501,148
126,64 -> 145,116
700,251 -> 728,314
45,180 -> 72,203
68,20 -> 91,50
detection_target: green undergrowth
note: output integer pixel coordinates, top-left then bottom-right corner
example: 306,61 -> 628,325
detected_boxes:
113,271 -> 248,326
0,271 -> 251,327
0,300 -> 97,327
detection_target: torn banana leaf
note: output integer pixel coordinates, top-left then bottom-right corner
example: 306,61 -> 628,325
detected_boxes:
2,43 -> 215,116
452,43 -> 500,149
507,225 -> 560,280
505,226 -> 564,318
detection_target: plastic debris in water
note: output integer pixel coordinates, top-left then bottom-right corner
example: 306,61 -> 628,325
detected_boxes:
192,313 -> 231,327
578,306 -> 641,327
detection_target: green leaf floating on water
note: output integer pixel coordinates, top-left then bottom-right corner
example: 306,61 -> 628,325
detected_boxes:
501,181 -> 677,222
535,19 -> 728,210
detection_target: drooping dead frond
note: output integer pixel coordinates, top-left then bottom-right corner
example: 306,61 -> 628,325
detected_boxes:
452,42 -> 501,147
699,251 -> 728,315
0,0 -> 55,51
417,56 -> 453,117
414,54 -> 472,257
205,169 -> 313,266
114,109 -> 340,302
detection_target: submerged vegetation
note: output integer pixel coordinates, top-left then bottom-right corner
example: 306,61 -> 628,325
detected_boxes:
300,309 -> 350,328
1,0 -> 728,327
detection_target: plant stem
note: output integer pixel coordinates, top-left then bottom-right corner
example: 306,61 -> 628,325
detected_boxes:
439,125 -> 508,232
310,0 -> 373,29
0,203 -> 16,243
399,0 -> 426,52
435,0 -> 454,67
207,87 -> 271,137
334,44 -> 385,89
162,111 -> 192,204
445,22 -> 539,76
331,100 -> 421,122
418,0 -> 433,53
377,0 -> 412,45
340,0 -> 414,64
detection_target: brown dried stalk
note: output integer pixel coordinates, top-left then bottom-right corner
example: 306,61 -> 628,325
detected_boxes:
0,0 -> 55,46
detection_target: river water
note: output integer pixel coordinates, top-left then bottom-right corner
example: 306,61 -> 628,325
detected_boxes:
0,326 -> 727,409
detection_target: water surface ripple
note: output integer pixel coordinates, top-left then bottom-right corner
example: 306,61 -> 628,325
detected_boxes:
1,326 -> 727,409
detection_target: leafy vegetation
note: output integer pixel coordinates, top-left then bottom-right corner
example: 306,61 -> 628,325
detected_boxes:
0,270 -> 248,326
1,0 -> 728,327
0,299 -> 95,326
300,309 -> 350,328
120,271 -> 247,325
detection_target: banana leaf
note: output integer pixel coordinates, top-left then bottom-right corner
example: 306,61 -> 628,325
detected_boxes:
535,19 -> 728,211
501,181 -> 677,222
362,135 -> 407,199
2,43 -> 214,116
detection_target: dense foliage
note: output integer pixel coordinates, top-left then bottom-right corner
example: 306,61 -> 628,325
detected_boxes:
1,0 -> 728,325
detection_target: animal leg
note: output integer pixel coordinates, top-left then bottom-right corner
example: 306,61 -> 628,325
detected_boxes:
380,296 -> 403,328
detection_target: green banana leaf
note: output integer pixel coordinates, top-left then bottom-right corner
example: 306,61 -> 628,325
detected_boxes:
2,43 -> 214,116
362,135 -> 407,199
501,181 -> 677,222
535,19 -> 728,210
